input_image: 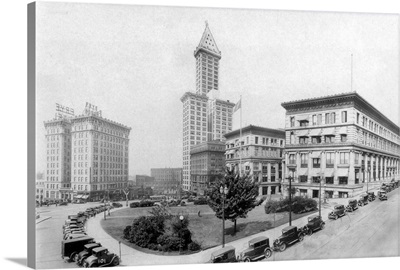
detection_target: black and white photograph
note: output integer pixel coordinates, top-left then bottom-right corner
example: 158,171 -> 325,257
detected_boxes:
20,1 -> 400,269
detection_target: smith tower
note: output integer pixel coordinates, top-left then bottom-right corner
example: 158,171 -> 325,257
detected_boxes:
194,21 -> 221,95
181,23 -> 234,192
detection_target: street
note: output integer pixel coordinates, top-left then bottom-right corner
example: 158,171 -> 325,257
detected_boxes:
264,187 -> 399,261
35,188 -> 399,269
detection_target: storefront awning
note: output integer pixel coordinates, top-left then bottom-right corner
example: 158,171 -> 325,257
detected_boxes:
82,195 -> 89,199
75,195 -> 83,199
323,169 -> 334,177
338,126 -> 347,134
309,129 -> 321,136
297,115 -> 309,121
226,150 -> 235,154
297,129 -> 309,137
298,168 -> 308,176
337,168 -> 349,176
321,127 -> 335,135
311,151 -> 321,158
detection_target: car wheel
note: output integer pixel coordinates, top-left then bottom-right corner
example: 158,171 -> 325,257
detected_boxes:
299,234 -> 304,242
73,253 -> 79,262
264,249 -> 272,258
70,252 -> 77,262
307,229 -> 313,236
244,258 -> 251,262
279,243 -> 287,252
320,223 -> 325,230
112,257 -> 120,266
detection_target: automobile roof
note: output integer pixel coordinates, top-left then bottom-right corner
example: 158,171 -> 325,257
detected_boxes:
211,245 -> 235,257
85,243 -> 101,249
93,247 -> 108,253
334,204 -> 344,209
62,236 -> 93,244
282,226 -> 296,232
348,199 -> 357,202
249,236 -> 269,244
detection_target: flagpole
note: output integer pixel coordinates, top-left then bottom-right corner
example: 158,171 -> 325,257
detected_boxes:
239,95 -> 242,177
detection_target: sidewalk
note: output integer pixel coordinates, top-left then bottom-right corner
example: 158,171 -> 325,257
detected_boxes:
86,202 -> 341,266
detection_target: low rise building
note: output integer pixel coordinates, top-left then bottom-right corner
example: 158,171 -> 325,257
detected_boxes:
281,92 -> 400,199
224,125 -> 285,196
190,140 -> 226,195
151,168 -> 182,199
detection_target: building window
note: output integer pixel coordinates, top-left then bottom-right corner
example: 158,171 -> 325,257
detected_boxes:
324,135 -> 335,143
341,134 -> 347,142
326,152 -> 334,167
312,177 -> 320,183
300,153 -> 308,167
290,117 -> 295,127
317,114 -> 322,125
289,154 -> 296,165
290,132 -> 295,144
298,120 -> 308,128
339,177 -> 348,185
325,177 -> 334,184
331,112 -> 336,124
312,136 -> 321,144
255,137 -> 258,144
356,113 -> 360,124
299,175 -> 308,183
312,115 -> 317,125
313,158 -> 320,168
341,111 -> 347,123
339,152 -> 349,164
299,136 -> 308,144
262,186 -> 268,195
355,153 -> 359,164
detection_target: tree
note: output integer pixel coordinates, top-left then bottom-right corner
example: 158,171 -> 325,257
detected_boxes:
208,167 -> 259,233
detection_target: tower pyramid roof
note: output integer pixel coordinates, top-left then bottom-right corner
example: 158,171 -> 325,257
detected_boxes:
194,21 -> 221,58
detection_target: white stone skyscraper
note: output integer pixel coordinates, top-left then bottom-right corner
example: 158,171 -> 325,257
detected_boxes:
181,23 -> 234,192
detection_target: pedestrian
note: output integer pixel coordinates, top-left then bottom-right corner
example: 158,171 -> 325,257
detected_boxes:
94,212 -> 96,218
108,209 -> 110,216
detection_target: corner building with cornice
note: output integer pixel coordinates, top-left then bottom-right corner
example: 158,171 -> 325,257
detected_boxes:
281,92 -> 400,199
181,23 -> 234,192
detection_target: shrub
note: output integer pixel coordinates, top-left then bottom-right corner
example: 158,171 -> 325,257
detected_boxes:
123,225 -> 131,239
264,196 -> 317,214
128,216 -> 165,248
156,234 -> 182,251
188,241 -> 201,251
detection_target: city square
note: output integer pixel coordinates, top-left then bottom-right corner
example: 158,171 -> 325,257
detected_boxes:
31,2 -> 399,268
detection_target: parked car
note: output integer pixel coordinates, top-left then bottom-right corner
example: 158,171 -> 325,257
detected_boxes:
61,236 -> 95,261
130,202 -> 140,208
76,242 -> 102,265
64,232 -> 87,240
209,246 -> 237,263
303,215 -> 325,236
112,202 -> 123,208
378,190 -> 387,201
328,204 -> 346,220
367,192 -> 376,202
194,197 -> 208,205
60,201 -> 68,206
345,199 -> 359,212
358,194 -> 369,207
273,226 -> 305,252
237,236 -> 272,262
139,200 -> 154,207
82,247 -> 120,267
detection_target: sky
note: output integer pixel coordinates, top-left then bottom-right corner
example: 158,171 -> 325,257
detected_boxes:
35,2 -> 399,176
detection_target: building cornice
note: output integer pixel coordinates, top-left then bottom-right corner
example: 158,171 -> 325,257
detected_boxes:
224,125 -> 285,139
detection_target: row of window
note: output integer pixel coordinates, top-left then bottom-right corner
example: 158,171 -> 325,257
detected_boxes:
290,111 -> 346,127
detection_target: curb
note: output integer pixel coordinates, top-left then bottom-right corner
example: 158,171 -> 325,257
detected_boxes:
36,216 -> 52,224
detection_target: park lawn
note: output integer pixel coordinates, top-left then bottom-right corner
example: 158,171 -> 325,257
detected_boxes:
100,204 -> 317,253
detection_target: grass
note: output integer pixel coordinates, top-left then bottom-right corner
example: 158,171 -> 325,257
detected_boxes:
100,204 -> 317,255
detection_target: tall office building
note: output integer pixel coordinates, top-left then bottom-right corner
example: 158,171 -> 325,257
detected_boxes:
43,103 -> 131,201
181,23 -> 234,192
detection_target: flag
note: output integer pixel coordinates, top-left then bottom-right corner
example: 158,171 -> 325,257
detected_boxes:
233,99 -> 241,113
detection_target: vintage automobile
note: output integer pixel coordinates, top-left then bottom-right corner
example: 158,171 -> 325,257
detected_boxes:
209,246 -> 237,263
61,236 -> 95,261
76,242 -> 102,265
83,247 -> 120,267
273,226 -> 305,252
237,236 -> 272,262
378,190 -> 387,201
130,202 -> 140,208
60,201 -> 68,206
345,199 -> 359,212
367,192 -> 376,202
328,204 -> 346,220
358,194 -> 369,207
112,202 -> 123,208
303,215 -> 325,236
64,233 -> 88,241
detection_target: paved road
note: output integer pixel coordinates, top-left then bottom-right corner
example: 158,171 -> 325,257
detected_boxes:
35,201 -> 118,269
263,187 -> 399,262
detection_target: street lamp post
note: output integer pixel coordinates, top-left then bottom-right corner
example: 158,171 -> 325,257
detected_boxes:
319,173 -> 324,218
285,174 -> 293,226
220,185 -> 229,247
104,198 -> 107,220
179,215 -> 184,254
